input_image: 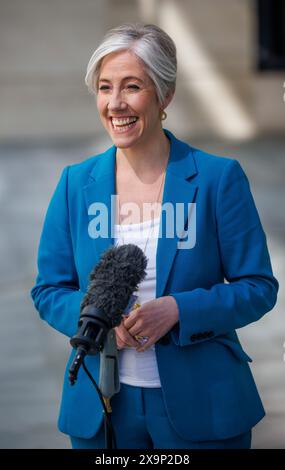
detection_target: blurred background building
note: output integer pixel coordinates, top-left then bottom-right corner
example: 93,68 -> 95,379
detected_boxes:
0,0 -> 284,448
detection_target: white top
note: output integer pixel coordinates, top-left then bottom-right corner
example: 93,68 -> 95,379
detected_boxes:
114,216 -> 162,388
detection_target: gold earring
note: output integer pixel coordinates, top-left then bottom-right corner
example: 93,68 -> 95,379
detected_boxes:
160,110 -> 167,121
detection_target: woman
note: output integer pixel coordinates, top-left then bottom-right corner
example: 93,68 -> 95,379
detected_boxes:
31,23 -> 279,449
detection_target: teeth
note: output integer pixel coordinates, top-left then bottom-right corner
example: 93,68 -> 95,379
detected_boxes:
113,122 -> 137,132
112,117 -> 138,125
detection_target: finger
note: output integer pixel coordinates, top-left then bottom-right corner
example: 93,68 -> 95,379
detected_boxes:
126,332 -> 141,348
121,322 -> 139,343
115,331 -> 125,348
123,309 -> 140,329
115,327 -> 130,345
115,336 -> 124,349
128,325 -> 142,337
118,328 -> 140,348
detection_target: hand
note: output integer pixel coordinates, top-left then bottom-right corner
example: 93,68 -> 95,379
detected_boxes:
114,321 -> 140,350
123,296 -> 179,352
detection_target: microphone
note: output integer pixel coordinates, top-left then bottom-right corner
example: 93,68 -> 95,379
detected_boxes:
69,244 -> 147,385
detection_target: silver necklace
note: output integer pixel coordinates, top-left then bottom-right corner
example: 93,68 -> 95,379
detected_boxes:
115,166 -> 166,255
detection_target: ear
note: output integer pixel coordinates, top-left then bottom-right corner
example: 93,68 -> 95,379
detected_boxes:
162,88 -> 175,110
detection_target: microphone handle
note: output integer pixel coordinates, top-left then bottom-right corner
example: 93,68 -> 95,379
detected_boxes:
99,329 -> 120,398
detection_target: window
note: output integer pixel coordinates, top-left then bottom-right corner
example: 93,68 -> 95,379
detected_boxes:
257,0 -> 285,70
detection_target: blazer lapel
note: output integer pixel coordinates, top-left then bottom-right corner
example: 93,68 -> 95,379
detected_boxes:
83,129 -> 198,297
83,145 -> 117,262
156,130 -> 197,297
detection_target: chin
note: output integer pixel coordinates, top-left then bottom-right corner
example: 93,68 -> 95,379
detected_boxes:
110,133 -> 143,149
115,143 -> 138,151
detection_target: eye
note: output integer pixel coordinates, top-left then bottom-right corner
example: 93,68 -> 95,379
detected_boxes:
127,84 -> 140,90
98,84 -> 140,92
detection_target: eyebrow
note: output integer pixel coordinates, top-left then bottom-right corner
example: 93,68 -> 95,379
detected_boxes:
98,76 -> 144,83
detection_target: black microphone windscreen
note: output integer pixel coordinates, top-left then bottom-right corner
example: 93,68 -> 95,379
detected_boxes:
80,244 -> 147,325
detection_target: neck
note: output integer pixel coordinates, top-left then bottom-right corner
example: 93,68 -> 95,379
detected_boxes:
116,127 -> 170,179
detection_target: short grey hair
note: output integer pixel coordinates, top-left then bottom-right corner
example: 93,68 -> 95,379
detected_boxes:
85,23 -> 177,106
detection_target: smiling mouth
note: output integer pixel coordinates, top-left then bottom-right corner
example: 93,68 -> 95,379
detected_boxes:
110,116 -> 139,133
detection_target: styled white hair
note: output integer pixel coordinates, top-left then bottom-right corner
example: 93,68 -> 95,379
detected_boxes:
85,23 -> 177,106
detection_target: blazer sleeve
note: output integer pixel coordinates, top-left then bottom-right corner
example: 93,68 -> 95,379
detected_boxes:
30,166 -> 84,338
169,159 -> 279,347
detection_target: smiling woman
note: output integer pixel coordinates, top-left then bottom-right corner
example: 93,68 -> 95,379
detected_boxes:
31,22 -> 279,450
95,49 -> 173,156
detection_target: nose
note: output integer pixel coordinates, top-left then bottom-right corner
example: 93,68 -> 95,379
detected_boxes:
107,88 -> 127,112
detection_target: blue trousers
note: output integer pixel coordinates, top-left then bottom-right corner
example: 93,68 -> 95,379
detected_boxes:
70,383 -> 252,449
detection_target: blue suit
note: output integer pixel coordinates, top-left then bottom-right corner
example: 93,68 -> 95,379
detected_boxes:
31,129 -> 278,442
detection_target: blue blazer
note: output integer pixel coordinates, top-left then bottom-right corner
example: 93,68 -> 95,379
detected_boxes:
31,129 -> 278,441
